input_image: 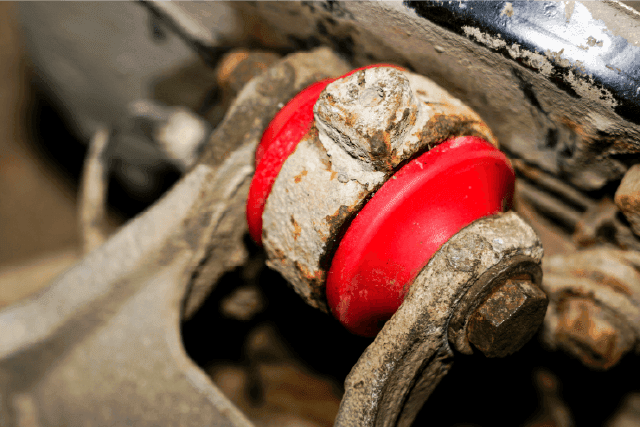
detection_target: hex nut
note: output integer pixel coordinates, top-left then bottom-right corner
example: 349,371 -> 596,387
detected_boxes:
314,67 -> 418,172
467,279 -> 548,358
555,298 -> 635,370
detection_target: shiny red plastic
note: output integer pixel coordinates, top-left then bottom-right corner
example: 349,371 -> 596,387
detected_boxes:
326,136 -> 515,336
245,67 -> 510,338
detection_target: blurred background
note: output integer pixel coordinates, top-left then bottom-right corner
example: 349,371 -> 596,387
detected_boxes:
0,2 -> 82,305
2,2 -> 640,426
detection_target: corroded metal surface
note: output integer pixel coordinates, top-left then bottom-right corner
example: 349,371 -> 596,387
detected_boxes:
0,48 -> 347,427
184,48 -> 351,319
227,1 -> 640,194
541,249 -> 640,370
467,278 -> 548,358
315,67 -> 419,172
262,67 -> 496,311
11,1 -> 640,422
335,213 -> 543,427
556,297 -> 635,370
616,164 -> 640,237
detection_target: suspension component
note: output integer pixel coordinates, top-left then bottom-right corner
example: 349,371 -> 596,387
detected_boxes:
541,249 -> 640,370
326,136 -> 515,336
246,64 -> 403,247
247,64 -> 547,339
0,47 -> 551,427
336,213 -> 544,426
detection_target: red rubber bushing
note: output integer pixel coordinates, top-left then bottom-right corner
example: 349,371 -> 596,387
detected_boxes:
247,64 -> 404,245
326,136 -> 515,337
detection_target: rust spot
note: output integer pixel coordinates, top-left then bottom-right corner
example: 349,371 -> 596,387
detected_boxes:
343,110 -> 357,128
369,130 -> 392,170
271,247 -> 285,260
416,89 -> 427,96
557,115 -> 640,155
325,205 -> 355,236
291,215 -> 301,240
296,261 -> 324,282
293,259 -> 328,312
330,171 -> 338,180
509,273 -> 532,281
314,187 -> 381,290
407,107 -> 418,127
324,92 -> 336,105
294,169 -> 308,183
555,297 -> 631,370
385,107 -> 416,134
616,194 -> 640,213
468,279 -> 548,358
216,51 -> 280,93
423,113 -> 466,141
418,112 -> 496,150
269,247 -> 288,266
559,116 -> 589,140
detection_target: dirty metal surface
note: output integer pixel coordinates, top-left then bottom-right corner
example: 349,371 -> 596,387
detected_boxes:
9,1 -> 640,423
19,0 -> 640,249
183,48 -> 351,319
225,1 -> 640,194
407,1 -> 640,123
514,159 -> 640,252
467,278 -> 548,358
156,2 -> 640,332
335,212 -> 543,427
0,48 -> 347,427
262,67 -> 496,311
616,164 -> 640,237
541,248 -> 640,369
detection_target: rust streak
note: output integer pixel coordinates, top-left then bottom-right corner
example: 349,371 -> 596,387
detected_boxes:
293,170 -> 308,183
291,215 -> 301,240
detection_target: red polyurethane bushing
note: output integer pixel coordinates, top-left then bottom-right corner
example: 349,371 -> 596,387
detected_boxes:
326,136 -> 515,337
247,64 -> 404,245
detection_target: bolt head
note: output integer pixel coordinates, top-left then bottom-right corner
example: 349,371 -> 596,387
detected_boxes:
555,298 -> 634,370
314,67 -> 418,171
467,279 -> 548,358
